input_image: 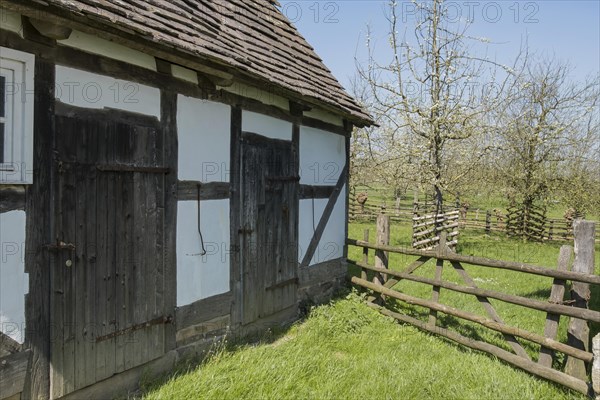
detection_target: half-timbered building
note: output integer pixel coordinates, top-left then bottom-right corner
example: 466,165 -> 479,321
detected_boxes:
0,1 -> 372,398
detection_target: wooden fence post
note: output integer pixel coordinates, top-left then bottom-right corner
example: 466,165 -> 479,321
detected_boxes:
565,220 -> 596,380
549,220 -> 554,241
485,210 -> 491,235
429,231 -> 447,328
593,333 -> 600,399
362,229 -> 369,281
375,214 -> 390,285
538,245 -> 572,368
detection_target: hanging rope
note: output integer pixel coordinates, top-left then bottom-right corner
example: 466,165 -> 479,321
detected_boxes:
197,183 -> 207,256
312,187 -> 316,233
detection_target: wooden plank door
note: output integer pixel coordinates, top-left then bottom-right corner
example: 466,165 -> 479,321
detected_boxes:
50,110 -> 170,398
240,133 -> 299,325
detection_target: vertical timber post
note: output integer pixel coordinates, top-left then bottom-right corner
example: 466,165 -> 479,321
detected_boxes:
362,229 -> 369,281
565,220 -> 596,380
429,231 -> 447,328
374,214 -> 390,285
485,210 -> 491,235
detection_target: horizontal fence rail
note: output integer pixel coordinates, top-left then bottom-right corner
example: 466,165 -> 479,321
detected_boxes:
347,220 -> 598,395
347,239 -> 600,285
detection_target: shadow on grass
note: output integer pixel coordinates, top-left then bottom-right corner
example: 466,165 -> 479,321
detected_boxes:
132,288 -> 356,399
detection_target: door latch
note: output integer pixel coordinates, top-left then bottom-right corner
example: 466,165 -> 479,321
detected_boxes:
44,241 -> 76,252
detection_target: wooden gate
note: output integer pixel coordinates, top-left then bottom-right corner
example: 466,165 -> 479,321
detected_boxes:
239,132 -> 299,325
50,106 -> 171,398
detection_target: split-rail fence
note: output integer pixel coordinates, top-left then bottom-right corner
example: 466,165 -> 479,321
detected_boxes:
347,218 -> 599,395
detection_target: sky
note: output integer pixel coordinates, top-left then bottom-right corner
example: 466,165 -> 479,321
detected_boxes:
279,0 -> 600,92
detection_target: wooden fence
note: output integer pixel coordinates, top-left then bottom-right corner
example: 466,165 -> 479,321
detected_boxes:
347,218 -> 599,395
412,210 -> 459,250
350,196 -> 598,243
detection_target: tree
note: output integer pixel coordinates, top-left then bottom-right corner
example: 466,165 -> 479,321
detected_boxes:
357,0 -> 504,212
493,56 -> 599,228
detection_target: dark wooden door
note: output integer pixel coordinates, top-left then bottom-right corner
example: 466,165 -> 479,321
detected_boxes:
50,110 -> 169,398
240,133 -> 299,325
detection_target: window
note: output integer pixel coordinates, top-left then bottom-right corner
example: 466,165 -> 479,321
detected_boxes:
0,47 -> 34,184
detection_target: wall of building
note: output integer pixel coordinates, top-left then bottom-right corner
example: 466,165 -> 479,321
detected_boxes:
176,95 -> 231,306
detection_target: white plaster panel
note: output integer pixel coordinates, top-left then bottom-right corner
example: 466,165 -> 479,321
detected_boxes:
0,210 -> 28,344
0,9 -> 23,37
299,126 -> 346,185
242,111 -> 292,141
177,95 -> 231,182
55,66 -> 161,118
58,30 -> 157,71
177,200 -> 230,306
298,185 -> 346,266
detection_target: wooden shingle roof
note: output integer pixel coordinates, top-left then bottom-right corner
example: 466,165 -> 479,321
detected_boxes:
10,0 -> 373,126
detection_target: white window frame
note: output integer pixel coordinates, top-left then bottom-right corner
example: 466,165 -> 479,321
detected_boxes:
0,47 -> 34,184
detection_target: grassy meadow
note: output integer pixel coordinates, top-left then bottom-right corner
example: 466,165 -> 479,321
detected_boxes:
138,220 -> 598,400
140,293 -> 585,400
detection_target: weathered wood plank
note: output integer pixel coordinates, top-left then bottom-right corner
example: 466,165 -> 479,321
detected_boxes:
94,124 -> 111,383
175,292 -> 233,331
366,301 -> 589,395
0,350 -> 30,399
538,245 -> 572,368
54,101 -> 160,129
347,239 -> 600,285
0,186 -> 26,213
161,90 -> 178,353
349,260 -> 600,322
22,58 -> 54,400
353,278 -> 592,362
361,230 -> 369,281
299,185 -> 335,199
239,132 -> 298,323
0,332 -> 22,358
177,181 -> 230,201
229,106 -> 243,329
375,214 -> 390,280
566,221 -> 596,380
429,234 -> 447,328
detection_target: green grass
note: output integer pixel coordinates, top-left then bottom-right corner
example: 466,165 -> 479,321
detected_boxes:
140,293 -> 584,400
348,221 -> 600,365
351,185 -> 600,220
139,223 -> 598,399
